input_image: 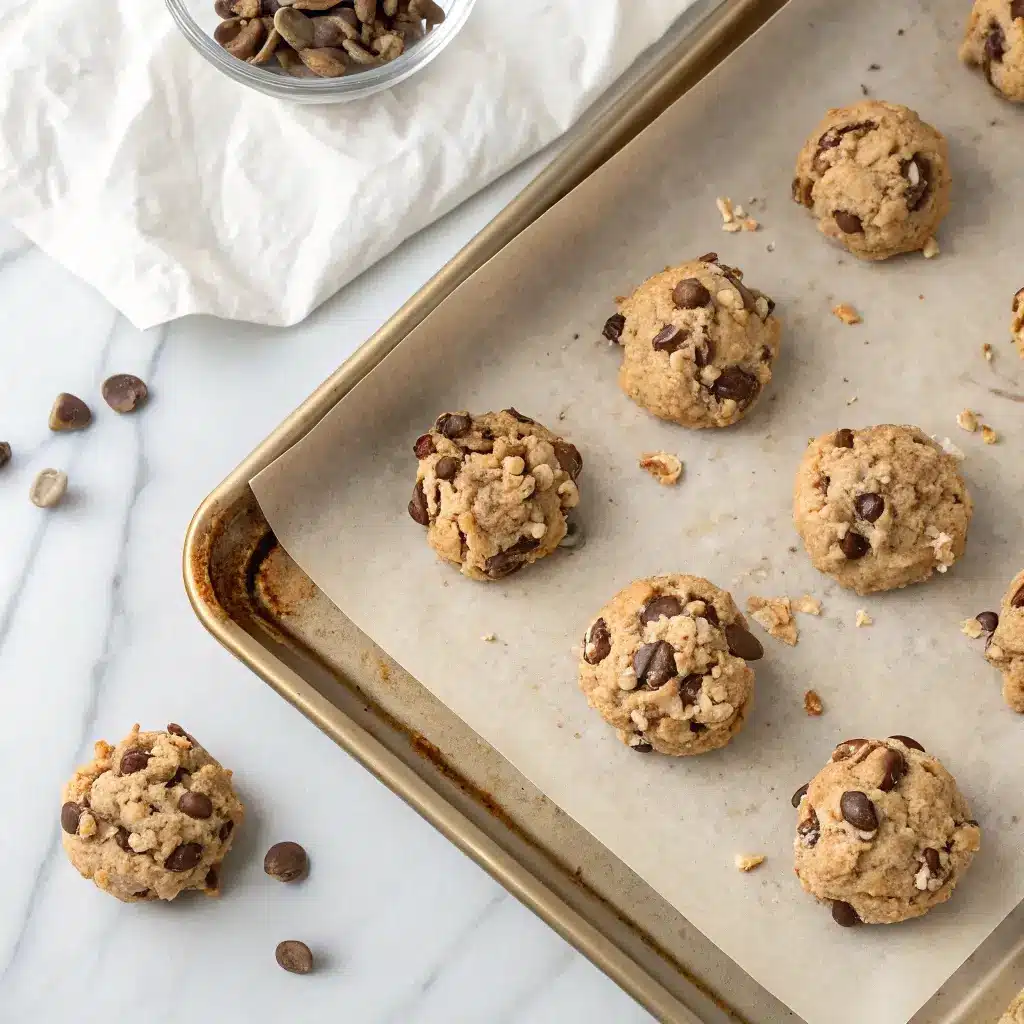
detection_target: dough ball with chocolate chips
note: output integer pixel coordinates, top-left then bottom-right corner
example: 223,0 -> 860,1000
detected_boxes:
961,0 -> 1024,101
793,425 -> 972,595
984,568 -> 1024,711
408,409 -> 582,582
792,100 -> 951,260
60,723 -> 244,902
794,737 -> 980,925
577,574 -> 761,756
611,254 -> 781,429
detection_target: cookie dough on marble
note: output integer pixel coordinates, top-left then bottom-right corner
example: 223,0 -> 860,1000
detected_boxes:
961,0 -> 1024,102
793,425 -> 972,595
794,736 -> 981,925
610,253 -> 781,429
577,574 -> 762,756
984,569 -> 1024,711
791,100 -> 951,260
1013,287 -> 1024,357
61,724 -> 244,902
408,409 -> 582,581
1000,989 -> 1024,1024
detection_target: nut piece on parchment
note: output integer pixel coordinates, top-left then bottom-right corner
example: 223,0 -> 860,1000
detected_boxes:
735,853 -> 765,872
276,940 -> 314,975
49,393 -> 92,432
832,303 -> 862,325
803,689 -> 824,716
215,0 -> 445,78
102,374 -> 149,414
638,451 -> 683,486
29,468 -> 68,508
746,595 -> 798,646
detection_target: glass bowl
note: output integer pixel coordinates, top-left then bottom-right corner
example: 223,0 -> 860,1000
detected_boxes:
165,0 -> 476,103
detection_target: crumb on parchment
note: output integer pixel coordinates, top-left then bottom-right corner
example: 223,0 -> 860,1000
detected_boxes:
922,236 -> 940,259
735,853 -> 766,872
638,451 -> 683,486
856,609 -> 873,628
982,343 -> 994,362
982,424 -> 998,445
792,595 -> 822,615
957,409 -> 978,432
961,618 -> 984,639
803,690 -> 824,716
716,196 -> 759,233
832,303 -> 862,325
746,596 -> 798,646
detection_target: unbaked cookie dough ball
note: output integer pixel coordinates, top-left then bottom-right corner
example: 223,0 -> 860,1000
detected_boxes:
794,736 -> 981,926
792,100 -> 951,260
609,253 -> 781,429
793,425 -> 972,595
961,0 -> 1024,102
408,409 -> 582,581
984,569 -> 1024,711
577,574 -> 762,756
61,724 -> 244,902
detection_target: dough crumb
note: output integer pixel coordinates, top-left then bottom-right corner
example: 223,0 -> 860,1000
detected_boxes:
846,395 -> 858,406
961,617 -> 984,639
832,303 -> 862,325
746,596 -> 798,646
926,527 -> 954,570
956,409 -> 978,433
981,425 -> 998,445
481,633 -> 497,642
982,342 -> 994,362
936,437 -> 965,460
922,236 -> 940,259
716,196 -> 735,224
855,609 -> 873,628
803,689 -> 824,716
638,451 -> 683,486
792,595 -> 822,616
735,853 -> 766,872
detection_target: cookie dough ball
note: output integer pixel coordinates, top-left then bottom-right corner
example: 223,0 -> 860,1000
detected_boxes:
577,574 -> 762,756
793,425 -> 972,595
611,253 -> 781,429
408,409 -> 582,581
60,724 -> 244,902
1000,989 -> 1024,1024
984,569 -> 1024,711
1013,287 -> 1024,357
792,100 -> 951,260
961,0 -> 1024,102
794,736 -> 981,926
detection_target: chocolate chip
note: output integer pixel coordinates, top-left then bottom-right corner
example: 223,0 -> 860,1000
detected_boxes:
408,481 -> 429,526
120,750 -> 151,775
652,324 -> 685,353
584,619 -> 611,665
631,741 -> 653,753
694,337 -> 714,368
165,767 -> 190,788
878,749 -> 906,792
854,493 -> 884,522
434,456 -> 460,481
434,412 -> 471,439
835,428 -> 855,448
61,802 -> 83,835
602,313 -> 626,343
831,900 -> 860,927
264,841 -> 309,883
114,827 -> 132,852
505,408 -> 533,424
840,791 -> 878,831
672,278 -> 711,309
888,734 -> 925,752
840,531 -> 870,559
678,673 -> 703,705
698,252 -> 719,263
792,176 -> 814,207
276,940 -> 314,975
640,595 -> 683,625
553,441 -> 583,480
724,623 -> 763,661
1012,584 -> 1024,609
976,611 -> 999,632
901,155 -> 931,212
965,818 -> 980,827
633,641 -> 677,689
204,867 -> 218,890
985,22 -> 1006,65
711,367 -> 759,406
719,266 -> 759,313
704,604 -> 719,626
817,120 -> 876,152
1013,0 -> 1024,19
132,888 -> 151,899
797,808 -> 820,846
48,392 -> 92,432
0,442 -> 10,469
819,473 -> 831,493
760,346 -> 773,363
832,738 -> 869,761
485,536 -> 539,578
167,723 -> 188,737
101,374 -> 149,414
179,792 -> 214,819
689,721 -> 707,734
219,820 -> 235,841
413,433 -> 435,458
834,210 -> 863,234
923,847 -> 941,873
791,783 -> 809,808
166,842 -> 204,872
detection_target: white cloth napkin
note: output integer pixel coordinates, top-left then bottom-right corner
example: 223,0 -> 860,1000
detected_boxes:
0,0 -> 694,328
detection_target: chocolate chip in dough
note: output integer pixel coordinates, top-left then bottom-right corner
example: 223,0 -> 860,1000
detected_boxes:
0,442 -> 10,469
651,324 -> 685,353
167,723 -> 188,738
413,433 -> 435,458
553,441 -> 583,480
698,252 -> 719,263
840,531 -> 870,559
61,802 -> 83,835
114,827 -> 133,852
584,619 -> 611,665
165,842 -> 204,872
711,367 -> 759,405
797,809 -> 820,847
831,900 -> 860,927
1012,584 -> 1024,609
276,940 -> 314,975
434,456 -> 460,481
854,493 -> 884,523
485,536 -> 539,579
834,428 -> 854,448
678,673 -> 703,706
505,408 -> 534,424
923,847 -> 941,873
102,374 -> 149,414
602,313 -> 625,343
631,741 -> 653,753
689,721 -> 707,734
832,738 -> 869,762
633,641 -> 677,689
901,155 -> 931,212
888,734 -> 924,752
165,767 -> 190,788
434,412 -> 471,439
179,792 -> 214,820
1013,0 -> 1024,19
834,210 -> 864,234
264,841 -> 309,883
976,611 -> 999,633
985,22 -> 1006,65
120,750 -> 151,775
408,481 -> 429,526
219,820 -> 235,841
672,278 -> 711,309
49,393 -> 92,432
840,791 -> 878,831
878,748 -> 906,792
204,866 -> 219,890
704,604 -> 719,626
640,595 -> 683,625
724,622 -> 764,661
791,783 -> 809,808
694,337 -> 714,368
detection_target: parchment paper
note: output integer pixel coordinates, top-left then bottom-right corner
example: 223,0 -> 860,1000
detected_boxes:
251,1 -> 1024,1021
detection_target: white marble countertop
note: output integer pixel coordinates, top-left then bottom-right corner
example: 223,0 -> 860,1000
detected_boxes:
0,161 -> 655,1022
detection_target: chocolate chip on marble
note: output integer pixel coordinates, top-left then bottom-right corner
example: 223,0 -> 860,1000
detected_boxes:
553,441 -> 583,480
923,847 -> 941,873
413,433 -> 435,458
29,469 -> 68,509
120,750 -> 151,775
833,210 -> 864,234
584,619 -> 611,665
640,595 -> 683,625
633,641 -> 677,689
219,820 -> 235,841
49,392 -> 92,432
434,456 -> 460,481
854,493 -> 884,523
831,900 -> 860,927
711,367 -> 759,405
485,536 -> 539,579
1012,584 -> 1024,609
832,738 -> 869,762
704,604 -> 719,626
797,808 -> 820,846
408,481 -> 429,526
276,940 -> 314,975
791,783 -> 809,808
840,791 -> 878,831
834,428 -> 854,448
165,767 -> 190,788
602,313 -> 626,343
888,734 -> 925,752
672,278 -> 711,309
840,531 -> 870,559
651,324 -> 684,353
434,412 -> 471,439
264,841 -> 309,882
724,622 -> 763,661
61,801 -> 83,835
0,442 -> 10,469
179,792 -> 214,820
166,842 -> 204,872
976,611 -> 999,633
678,673 -> 703,705
102,374 -> 149,414
878,749 -> 906,792
114,827 -> 133,852
631,741 -> 653,753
